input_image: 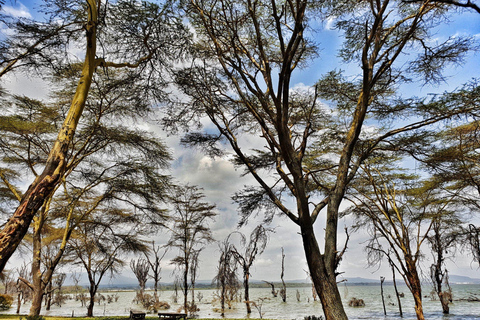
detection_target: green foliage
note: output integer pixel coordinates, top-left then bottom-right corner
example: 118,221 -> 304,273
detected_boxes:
0,294 -> 12,310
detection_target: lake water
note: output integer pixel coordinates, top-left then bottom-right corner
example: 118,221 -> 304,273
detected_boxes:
7,284 -> 480,319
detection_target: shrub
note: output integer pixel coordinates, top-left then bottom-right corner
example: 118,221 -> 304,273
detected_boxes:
0,294 -> 13,310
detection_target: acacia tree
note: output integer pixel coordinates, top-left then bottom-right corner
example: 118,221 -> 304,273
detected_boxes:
0,0 -> 189,272
168,185 -> 216,314
230,225 -> 271,314
348,162 -> 461,320
165,0 -> 474,318
71,211 -> 150,317
1,65 -> 173,316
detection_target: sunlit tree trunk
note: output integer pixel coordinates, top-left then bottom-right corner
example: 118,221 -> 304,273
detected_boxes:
0,0 -> 99,273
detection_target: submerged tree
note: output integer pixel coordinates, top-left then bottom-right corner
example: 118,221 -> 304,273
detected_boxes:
165,0 -> 475,318
213,236 -> 240,316
131,259 -> 150,298
168,185 -> 216,314
230,225 -> 271,314
144,242 -> 167,302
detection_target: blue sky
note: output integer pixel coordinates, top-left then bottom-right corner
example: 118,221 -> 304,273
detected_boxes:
1,0 -> 480,285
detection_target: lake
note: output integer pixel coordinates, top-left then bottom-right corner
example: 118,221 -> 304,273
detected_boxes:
7,284 -> 480,319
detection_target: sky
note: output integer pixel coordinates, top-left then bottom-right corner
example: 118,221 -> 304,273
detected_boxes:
1,0 -> 480,287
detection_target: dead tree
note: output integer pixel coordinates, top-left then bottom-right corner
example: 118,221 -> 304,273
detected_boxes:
131,259 -> 150,299
213,237 -> 239,316
231,225 -> 271,314
380,277 -> 386,316
262,281 -> 278,297
144,242 -> 167,302
280,248 -> 286,302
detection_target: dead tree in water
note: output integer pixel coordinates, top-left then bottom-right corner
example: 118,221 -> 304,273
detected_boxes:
263,281 -> 278,297
230,225 -> 271,314
390,258 -> 403,317
280,248 -> 287,302
380,277 -> 386,316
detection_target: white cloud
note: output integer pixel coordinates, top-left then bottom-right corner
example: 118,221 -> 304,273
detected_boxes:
325,16 -> 336,31
2,3 -> 32,19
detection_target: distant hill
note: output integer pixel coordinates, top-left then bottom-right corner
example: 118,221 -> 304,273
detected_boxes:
63,273 -> 480,289
448,275 -> 480,284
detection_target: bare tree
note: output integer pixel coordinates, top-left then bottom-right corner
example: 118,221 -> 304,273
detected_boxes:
230,225 -> 271,314
213,236 -> 239,316
131,259 -> 150,299
144,242 -> 167,302
280,248 -> 286,302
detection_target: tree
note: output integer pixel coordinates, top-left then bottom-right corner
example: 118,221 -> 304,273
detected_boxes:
131,258 -> 150,299
348,162 -> 461,320
167,185 -> 216,314
71,214 -> 149,317
213,236 -> 240,316
144,242 -> 167,302
165,0 -> 474,318
1,65 -> 173,316
230,225 -> 271,314
0,0 -> 189,272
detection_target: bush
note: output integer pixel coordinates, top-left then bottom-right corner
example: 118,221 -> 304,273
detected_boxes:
0,294 -> 13,310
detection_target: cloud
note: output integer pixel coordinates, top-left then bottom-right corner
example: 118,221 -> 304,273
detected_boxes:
325,16 -> 336,31
2,3 -> 32,19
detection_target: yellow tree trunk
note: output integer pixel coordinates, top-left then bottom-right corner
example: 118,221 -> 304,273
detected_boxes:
0,0 -> 99,272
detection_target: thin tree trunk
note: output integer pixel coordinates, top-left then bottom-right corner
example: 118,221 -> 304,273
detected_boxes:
16,292 -> 21,314
183,265 -> 188,314
281,248 -> 286,302
30,205 -> 47,316
391,261 -> 403,317
0,0 -> 99,273
380,276 -> 386,316
46,280 -> 52,310
244,272 -> 251,314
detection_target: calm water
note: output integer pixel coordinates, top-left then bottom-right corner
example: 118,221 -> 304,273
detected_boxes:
7,284 -> 480,319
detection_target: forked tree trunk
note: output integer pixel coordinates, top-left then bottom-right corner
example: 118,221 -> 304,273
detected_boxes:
300,223 -> 348,320
0,0 -> 99,273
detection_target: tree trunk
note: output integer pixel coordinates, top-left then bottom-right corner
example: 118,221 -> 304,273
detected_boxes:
30,289 -> 44,317
30,210 -> 46,317
244,272 -> 251,314
380,277 -> 386,316
406,258 -> 425,320
16,292 -> 21,314
46,280 -> 52,310
300,223 -> 348,320
87,284 -> 96,317
391,261 -> 403,317
0,0 -> 99,273
183,264 -> 188,314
